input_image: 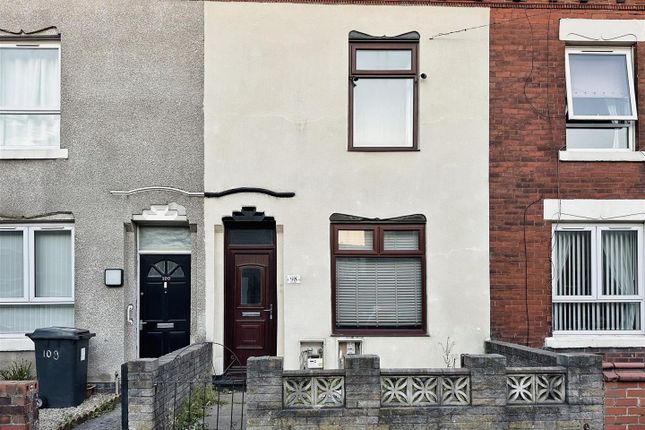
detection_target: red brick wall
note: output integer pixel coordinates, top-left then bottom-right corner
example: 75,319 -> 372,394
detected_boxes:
489,6 -> 645,350
204,0 -> 645,7
0,381 -> 38,430
605,381 -> 645,430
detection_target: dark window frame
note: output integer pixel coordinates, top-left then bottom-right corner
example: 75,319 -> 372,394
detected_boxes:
348,40 -> 419,152
330,223 -> 426,336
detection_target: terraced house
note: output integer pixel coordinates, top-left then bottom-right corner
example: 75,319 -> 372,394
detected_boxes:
202,1 -> 490,373
0,0 -> 205,383
0,0 -> 491,381
487,0 -> 645,427
4,3 -> 645,425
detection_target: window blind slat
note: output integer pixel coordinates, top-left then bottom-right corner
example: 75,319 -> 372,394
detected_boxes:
336,257 -> 421,327
383,231 -> 419,251
0,304 -> 73,333
35,230 -> 72,298
0,231 -> 23,298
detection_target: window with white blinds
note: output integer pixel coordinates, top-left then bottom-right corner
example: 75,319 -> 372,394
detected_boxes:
552,225 -> 644,334
0,225 -> 74,333
332,224 -> 425,333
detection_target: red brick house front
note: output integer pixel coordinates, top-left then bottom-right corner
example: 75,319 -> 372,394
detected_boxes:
489,0 -> 645,360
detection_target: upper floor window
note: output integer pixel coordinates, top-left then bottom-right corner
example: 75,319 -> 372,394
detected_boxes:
0,41 -> 61,155
331,222 -> 425,335
565,47 -> 637,151
348,31 -> 419,151
552,224 -> 644,334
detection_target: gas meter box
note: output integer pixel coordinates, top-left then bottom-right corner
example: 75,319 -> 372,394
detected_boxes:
26,327 -> 96,408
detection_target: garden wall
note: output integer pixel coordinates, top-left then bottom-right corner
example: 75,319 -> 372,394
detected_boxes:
247,344 -> 604,429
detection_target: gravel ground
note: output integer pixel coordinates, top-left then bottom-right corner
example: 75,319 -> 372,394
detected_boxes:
39,394 -> 119,430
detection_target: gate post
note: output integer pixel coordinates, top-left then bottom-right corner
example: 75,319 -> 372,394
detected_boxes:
246,356 -> 283,429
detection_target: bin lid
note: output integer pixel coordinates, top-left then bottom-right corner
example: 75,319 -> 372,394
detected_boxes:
25,327 -> 96,340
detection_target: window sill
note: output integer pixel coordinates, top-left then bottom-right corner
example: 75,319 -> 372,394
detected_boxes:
559,150 -> 645,162
0,148 -> 68,159
545,335 -> 645,349
349,148 -> 420,152
0,336 -> 34,351
332,330 -> 427,337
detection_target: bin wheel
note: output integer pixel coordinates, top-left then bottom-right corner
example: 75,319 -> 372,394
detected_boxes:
36,396 -> 46,409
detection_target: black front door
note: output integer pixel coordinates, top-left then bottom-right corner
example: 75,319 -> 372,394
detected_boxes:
139,254 -> 191,358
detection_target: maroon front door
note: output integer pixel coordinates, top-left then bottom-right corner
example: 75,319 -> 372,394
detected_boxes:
225,228 -> 277,368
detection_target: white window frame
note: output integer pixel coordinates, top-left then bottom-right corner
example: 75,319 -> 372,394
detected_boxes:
0,40 -> 66,159
0,224 -> 74,305
564,46 -> 638,154
552,223 -> 645,336
565,46 -> 637,122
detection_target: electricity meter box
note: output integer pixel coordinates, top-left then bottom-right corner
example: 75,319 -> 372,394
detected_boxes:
338,340 -> 362,368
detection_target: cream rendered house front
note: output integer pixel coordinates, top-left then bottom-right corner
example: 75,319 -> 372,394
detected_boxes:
204,2 -> 490,373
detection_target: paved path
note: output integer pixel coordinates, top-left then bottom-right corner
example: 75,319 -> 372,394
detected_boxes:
204,389 -> 246,430
71,390 -> 246,430
72,404 -> 121,430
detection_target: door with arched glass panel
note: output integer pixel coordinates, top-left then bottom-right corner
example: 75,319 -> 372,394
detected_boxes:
139,255 -> 191,358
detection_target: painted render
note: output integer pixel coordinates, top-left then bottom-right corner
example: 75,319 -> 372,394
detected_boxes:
203,2 -> 490,372
0,0 -> 204,382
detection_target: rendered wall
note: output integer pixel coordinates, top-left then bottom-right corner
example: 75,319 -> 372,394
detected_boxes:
204,2 -> 490,372
0,0 -> 204,382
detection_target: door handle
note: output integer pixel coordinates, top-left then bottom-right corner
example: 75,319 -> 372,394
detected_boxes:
126,304 -> 134,325
263,304 -> 273,320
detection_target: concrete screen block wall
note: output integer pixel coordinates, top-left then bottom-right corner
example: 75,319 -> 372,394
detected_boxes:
246,343 -> 604,429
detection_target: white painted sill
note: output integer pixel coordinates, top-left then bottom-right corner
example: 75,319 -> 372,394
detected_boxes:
0,148 -> 68,159
545,336 -> 645,349
0,336 -> 35,351
559,150 -> 645,162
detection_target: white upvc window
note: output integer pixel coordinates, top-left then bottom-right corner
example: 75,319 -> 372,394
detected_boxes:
0,225 -> 74,334
564,47 -> 637,151
0,41 -> 64,158
552,224 -> 644,335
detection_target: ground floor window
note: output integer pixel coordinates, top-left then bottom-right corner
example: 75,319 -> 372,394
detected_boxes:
552,224 -> 644,334
0,225 -> 74,333
331,223 -> 425,334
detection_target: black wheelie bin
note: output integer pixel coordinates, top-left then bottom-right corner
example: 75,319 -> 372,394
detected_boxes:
26,327 -> 96,408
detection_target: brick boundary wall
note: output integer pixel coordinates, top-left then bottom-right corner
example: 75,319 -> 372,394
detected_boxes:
0,381 -> 38,430
125,342 -> 212,430
603,362 -> 645,430
555,348 -> 645,365
246,343 -> 604,429
486,340 -> 560,367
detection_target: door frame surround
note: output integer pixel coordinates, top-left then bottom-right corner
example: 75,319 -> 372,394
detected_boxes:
223,207 -> 278,368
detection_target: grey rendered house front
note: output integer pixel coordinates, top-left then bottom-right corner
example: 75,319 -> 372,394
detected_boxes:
0,0 -> 205,383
